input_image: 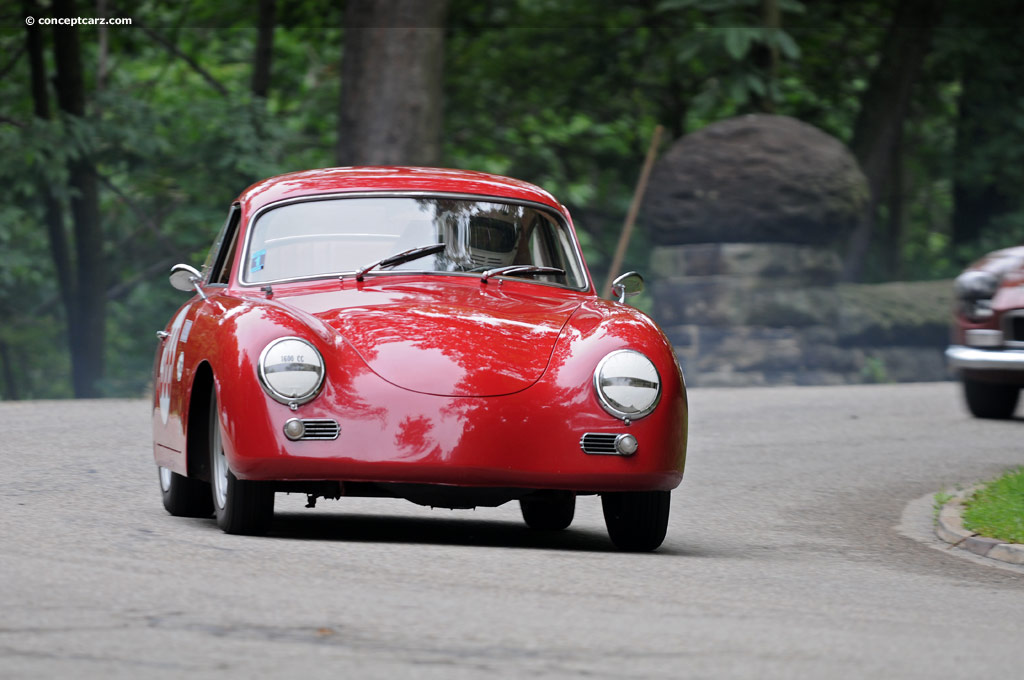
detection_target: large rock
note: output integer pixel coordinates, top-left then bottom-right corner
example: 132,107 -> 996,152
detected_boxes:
643,114 -> 869,246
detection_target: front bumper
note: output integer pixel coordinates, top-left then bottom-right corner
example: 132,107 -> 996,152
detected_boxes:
946,345 -> 1024,371
219,360 -> 688,493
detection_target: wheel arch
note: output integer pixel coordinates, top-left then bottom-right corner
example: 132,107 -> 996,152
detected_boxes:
186,361 -> 215,482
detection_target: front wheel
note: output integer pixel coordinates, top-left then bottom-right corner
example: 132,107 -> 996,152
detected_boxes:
602,490 -> 670,552
520,491 -> 575,531
963,379 -> 1020,419
159,466 -> 213,518
209,388 -> 274,535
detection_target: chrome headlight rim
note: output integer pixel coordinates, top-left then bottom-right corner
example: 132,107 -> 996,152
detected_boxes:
593,349 -> 662,421
953,270 -> 999,301
257,336 -> 325,406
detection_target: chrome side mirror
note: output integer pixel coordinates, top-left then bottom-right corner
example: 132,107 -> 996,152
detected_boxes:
169,263 -> 207,299
611,271 -> 644,304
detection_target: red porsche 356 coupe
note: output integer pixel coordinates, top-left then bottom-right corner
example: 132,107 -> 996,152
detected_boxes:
153,167 -> 687,551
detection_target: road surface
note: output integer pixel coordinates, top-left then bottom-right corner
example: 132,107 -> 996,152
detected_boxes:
1,382 -> 1022,678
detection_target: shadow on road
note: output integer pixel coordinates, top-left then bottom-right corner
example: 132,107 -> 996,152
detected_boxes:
194,511 -> 690,556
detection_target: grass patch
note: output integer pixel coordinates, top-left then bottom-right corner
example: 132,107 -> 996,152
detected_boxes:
962,467 -> 1024,544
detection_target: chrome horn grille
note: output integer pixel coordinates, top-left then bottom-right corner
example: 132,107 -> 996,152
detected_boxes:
298,419 -> 340,440
580,432 -> 637,456
580,433 -> 618,454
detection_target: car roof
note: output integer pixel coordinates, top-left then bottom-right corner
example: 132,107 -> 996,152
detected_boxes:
236,166 -> 564,214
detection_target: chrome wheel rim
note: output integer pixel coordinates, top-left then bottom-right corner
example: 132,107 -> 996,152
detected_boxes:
159,466 -> 172,492
211,398 -> 228,510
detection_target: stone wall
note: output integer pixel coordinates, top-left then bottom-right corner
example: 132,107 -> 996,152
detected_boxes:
650,243 -> 951,386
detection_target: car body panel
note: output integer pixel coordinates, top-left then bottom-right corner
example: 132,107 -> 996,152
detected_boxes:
284,279 -> 584,397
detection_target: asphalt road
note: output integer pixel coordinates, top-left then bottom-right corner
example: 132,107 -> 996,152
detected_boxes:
2,382 -> 1022,679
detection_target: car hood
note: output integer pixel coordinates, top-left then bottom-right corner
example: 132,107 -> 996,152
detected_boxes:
279,281 -> 583,397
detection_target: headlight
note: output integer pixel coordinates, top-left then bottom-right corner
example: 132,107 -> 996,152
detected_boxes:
258,337 -> 325,406
593,350 -> 661,421
954,270 -> 999,321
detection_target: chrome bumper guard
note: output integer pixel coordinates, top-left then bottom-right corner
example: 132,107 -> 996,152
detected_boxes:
945,345 -> 1024,371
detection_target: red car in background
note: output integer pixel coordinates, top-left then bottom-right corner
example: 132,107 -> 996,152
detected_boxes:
153,167 -> 688,551
946,246 -> 1024,419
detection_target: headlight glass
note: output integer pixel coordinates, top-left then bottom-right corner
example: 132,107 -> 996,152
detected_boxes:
594,350 -> 661,420
258,337 -> 325,405
954,270 -> 999,321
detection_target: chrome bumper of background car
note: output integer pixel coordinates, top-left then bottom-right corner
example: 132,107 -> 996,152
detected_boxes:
945,345 -> 1024,371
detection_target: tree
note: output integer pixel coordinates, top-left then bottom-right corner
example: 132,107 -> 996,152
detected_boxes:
336,0 -> 449,167
842,0 -> 944,281
23,0 -> 108,397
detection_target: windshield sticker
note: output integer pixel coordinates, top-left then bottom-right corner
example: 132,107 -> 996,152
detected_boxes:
250,249 -> 266,273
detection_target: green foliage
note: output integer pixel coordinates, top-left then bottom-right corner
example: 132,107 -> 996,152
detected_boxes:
859,356 -> 889,384
0,3 -> 339,399
963,467 -> 1024,544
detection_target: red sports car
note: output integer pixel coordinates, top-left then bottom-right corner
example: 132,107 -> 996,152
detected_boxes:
946,246 -> 1024,419
153,167 -> 687,551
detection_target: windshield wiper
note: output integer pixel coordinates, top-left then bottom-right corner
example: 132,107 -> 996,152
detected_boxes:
354,243 -> 446,281
479,265 -> 565,284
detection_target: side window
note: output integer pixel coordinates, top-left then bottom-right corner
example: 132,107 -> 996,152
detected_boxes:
526,213 -> 586,287
203,204 -> 241,285
527,216 -> 564,270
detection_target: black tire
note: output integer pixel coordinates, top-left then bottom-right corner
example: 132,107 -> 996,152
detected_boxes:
159,466 -> 213,518
963,379 -> 1020,419
209,388 -> 274,535
601,490 -> 670,552
520,491 -> 576,531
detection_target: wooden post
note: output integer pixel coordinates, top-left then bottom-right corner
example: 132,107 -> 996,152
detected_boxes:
604,124 -> 664,297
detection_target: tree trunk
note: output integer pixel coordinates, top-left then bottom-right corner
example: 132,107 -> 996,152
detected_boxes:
251,0 -> 276,99
884,129 -> 906,280
97,0 -> 109,93
25,0 -> 82,394
336,0 -> 449,167
0,341 -> 19,401
842,0 -> 943,281
751,0 -> 780,113
53,0 -> 106,398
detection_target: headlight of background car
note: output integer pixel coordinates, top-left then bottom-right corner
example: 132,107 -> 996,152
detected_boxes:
593,350 -> 661,421
953,270 -> 999,321
258,337 -> 325,405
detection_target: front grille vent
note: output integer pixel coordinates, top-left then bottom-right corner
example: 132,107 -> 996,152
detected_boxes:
580,433 -> 621,455
300,419 -> 340,440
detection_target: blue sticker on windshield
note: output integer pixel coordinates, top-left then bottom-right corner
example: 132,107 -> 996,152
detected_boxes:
250,249 -> 266,273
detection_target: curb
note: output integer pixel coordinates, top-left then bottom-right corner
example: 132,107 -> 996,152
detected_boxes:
935,487 -> 1024,565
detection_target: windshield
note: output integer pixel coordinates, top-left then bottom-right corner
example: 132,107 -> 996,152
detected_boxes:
241,196 -> 588,289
